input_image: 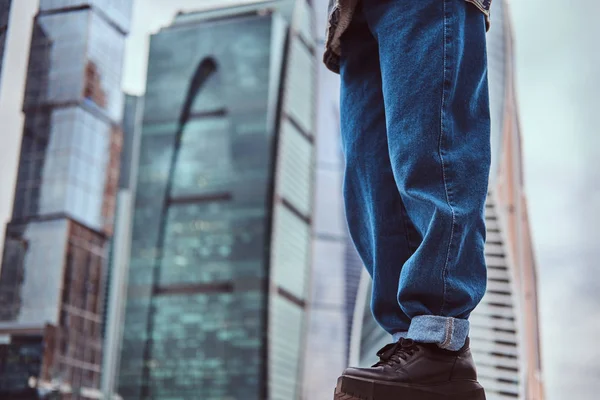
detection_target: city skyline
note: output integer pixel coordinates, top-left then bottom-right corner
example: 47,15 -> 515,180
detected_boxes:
120,3 -> 600,398
0,1 -> 599,399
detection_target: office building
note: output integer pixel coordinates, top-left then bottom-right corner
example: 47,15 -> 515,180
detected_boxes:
101,94 -> 143,399
301,0 -> 363,396
116,1 -> 316,399
0,1 -> 132,398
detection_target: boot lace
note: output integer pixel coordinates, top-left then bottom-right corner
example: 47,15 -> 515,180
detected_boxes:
373,338 -> 419,367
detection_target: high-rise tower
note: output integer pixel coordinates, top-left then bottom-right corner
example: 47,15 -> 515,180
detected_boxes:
0,1 -> 132,398
302,0 -> 364,397
101,94 -> 143,399
116,1 -> 316,399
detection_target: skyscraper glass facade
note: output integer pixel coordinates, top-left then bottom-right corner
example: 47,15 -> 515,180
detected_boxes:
0,0 -> 11,81
268,2 -> 315,399
303,52 -> 348,400
302,0 -> 363,396
102,94 -> 143,398
476,3 -> 544,398
117,2 -> 316,399
0,1 -> 132,398
350,1 -> 544,399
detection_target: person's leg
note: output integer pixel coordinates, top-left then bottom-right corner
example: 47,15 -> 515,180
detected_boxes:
365,0 -> 491,350
335,1 -> 490,398
335,1 -> 490,399
339,1 -> 420,338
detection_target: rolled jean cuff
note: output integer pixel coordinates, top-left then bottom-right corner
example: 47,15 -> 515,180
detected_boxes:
406,316 -> 470,351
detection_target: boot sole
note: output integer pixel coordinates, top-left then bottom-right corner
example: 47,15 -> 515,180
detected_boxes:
334,376 -> 486,400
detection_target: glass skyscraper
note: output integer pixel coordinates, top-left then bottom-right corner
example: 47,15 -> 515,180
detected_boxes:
101,94 -> 143,399
0,0 -> 11,80
349,1 -> 545,399
117,1 -> 316,399
477,2 -> 545,398
301,0 -> 363,397
0,1 -> 132,398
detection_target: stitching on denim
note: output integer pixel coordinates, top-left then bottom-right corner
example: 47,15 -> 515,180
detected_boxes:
439,0 -> 457,316
441,317 -> 454,349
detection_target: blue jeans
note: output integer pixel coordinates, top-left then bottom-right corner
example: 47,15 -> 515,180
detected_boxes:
339,0 -> 491,351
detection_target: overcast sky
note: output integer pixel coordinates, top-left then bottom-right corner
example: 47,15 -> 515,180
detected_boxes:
0,0 -> 598,399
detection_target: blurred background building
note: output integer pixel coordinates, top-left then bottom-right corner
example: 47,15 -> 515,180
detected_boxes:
301,0 -> 363,397
348,1 -> 545,400
114,1 -> 316,399
0,0 -> 546,399
0,0 -> 11,81
101,94 -> 143,400
0,0 -> 132,398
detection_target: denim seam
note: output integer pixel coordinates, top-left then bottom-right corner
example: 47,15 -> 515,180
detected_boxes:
439,0 -> 457,316
440,317 -> 453,349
